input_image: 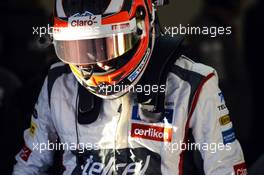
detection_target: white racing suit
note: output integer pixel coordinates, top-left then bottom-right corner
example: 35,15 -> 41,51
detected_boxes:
13,56 -> 247,175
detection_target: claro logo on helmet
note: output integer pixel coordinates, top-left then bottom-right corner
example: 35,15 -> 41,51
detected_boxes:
69,11 -> 101,28
131,123 -> 172,142
70,16 -> 98,27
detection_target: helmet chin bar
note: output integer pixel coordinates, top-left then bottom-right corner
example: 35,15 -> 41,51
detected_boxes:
85,24 -> 156,100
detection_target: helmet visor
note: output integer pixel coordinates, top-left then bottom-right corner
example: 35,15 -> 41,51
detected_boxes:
54,32 -> 139,65
53,14 -> 140,65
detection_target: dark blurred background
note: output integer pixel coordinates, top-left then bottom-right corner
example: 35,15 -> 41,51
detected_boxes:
0,0 -> 263,174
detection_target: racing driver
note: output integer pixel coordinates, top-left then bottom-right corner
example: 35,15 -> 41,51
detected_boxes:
13,0 -> 247,175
